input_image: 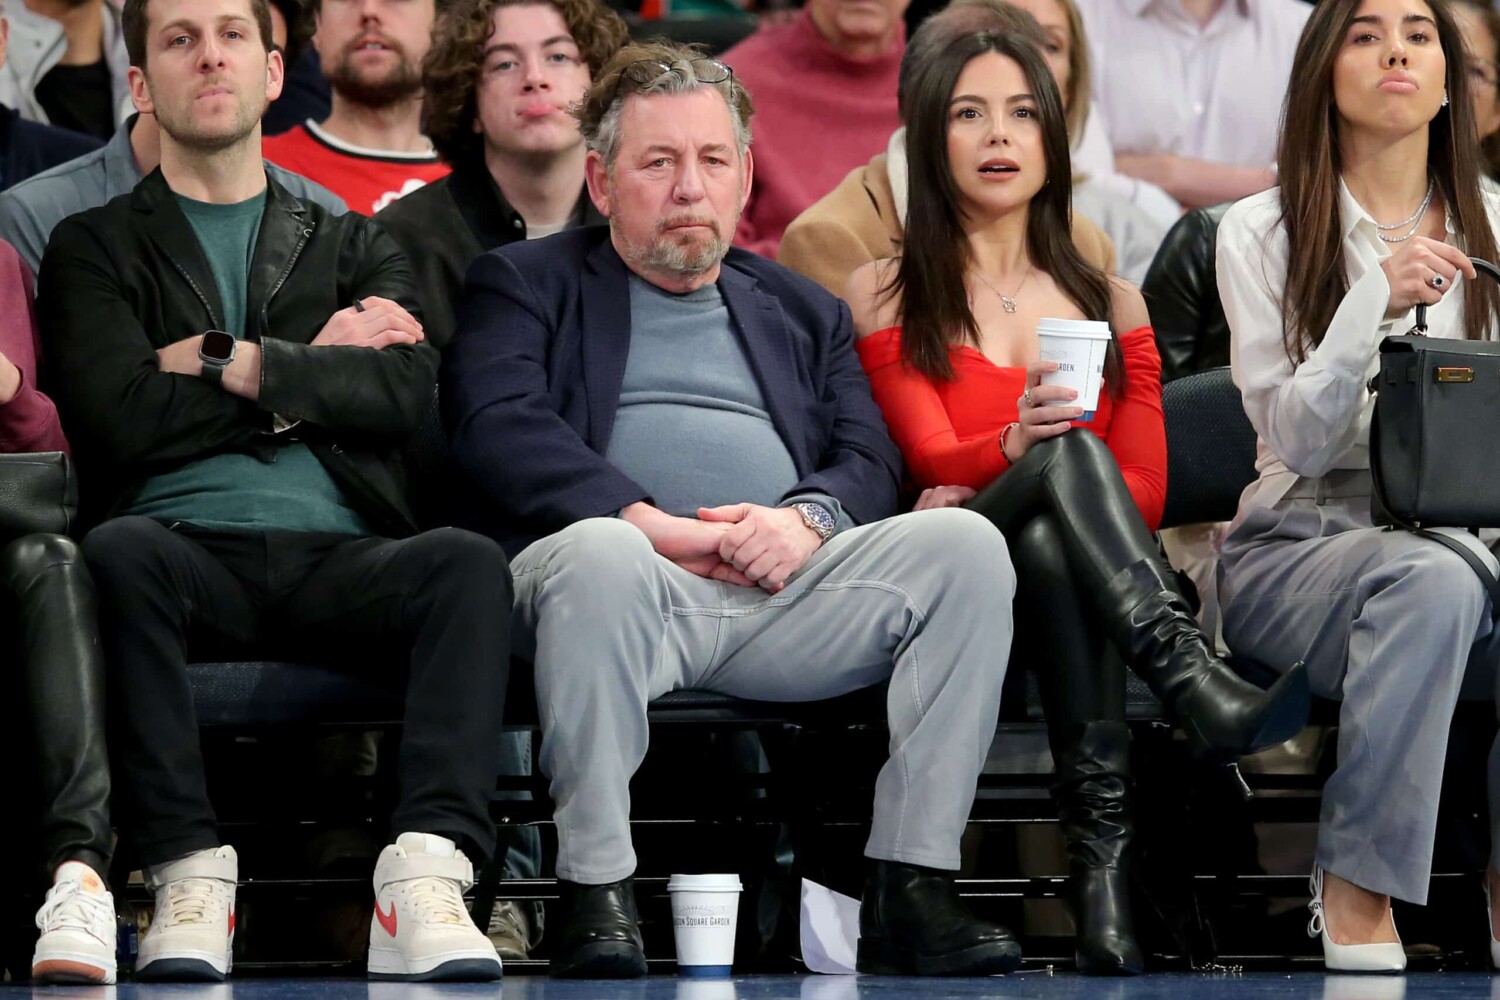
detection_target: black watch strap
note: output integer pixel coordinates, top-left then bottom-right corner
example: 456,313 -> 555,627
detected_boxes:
200,361 -> 225,386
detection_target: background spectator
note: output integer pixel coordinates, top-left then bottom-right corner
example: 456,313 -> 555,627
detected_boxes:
0,112 -> 343,272
263,0 -> 333,133
0,0 -> 131,136
1454,0 -> 1500,183
377,0 -> 624,347
1076,0 -> 1308,212
0,0 -> 101,190
262,0 -> 448,212
1002,0 -> 1167,281
721,0 -> 907,258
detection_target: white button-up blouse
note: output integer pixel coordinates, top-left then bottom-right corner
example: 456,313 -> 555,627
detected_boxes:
1216,181 -> 1500,524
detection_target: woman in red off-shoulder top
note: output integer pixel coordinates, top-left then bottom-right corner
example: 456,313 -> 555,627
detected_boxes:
843,30 -> 1309,978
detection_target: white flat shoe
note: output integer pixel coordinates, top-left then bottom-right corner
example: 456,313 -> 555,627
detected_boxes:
1483,875 -> 1500,969
1309,868 -> 1406,973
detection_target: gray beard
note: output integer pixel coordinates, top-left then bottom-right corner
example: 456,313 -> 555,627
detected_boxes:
622,230 -> 731,278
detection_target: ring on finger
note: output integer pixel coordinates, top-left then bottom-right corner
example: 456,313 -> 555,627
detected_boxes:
1023,388 -> 1035,407
1430,274 -> 1447,290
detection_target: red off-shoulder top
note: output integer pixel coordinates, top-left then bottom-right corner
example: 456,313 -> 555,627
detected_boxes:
855,325 -> 1167,531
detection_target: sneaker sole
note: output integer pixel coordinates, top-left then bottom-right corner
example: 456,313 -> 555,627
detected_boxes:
135,957 -> 229,982
31,958 -> 117,985
368,957 -> 503,982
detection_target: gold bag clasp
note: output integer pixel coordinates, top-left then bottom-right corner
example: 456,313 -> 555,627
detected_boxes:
1436,367 -> 1475,383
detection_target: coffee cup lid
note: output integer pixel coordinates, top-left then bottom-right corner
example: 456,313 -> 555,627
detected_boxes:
668,874 -> 743,892
1036,317 -> 1112,339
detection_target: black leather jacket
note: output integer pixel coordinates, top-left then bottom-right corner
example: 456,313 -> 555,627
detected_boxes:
36,169 -> 436,535
1142,202 -> 1232,383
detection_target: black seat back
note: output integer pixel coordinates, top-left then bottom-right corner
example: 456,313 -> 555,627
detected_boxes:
1159,366 -> 1258,530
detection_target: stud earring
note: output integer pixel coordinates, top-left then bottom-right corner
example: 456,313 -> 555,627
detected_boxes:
1443,91 -> 1451,107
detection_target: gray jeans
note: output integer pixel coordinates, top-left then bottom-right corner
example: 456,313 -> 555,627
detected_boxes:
510,509 -> 1015,884
1219,473 -> 1500,904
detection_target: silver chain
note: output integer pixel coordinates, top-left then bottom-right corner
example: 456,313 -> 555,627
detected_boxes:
1376,179 -> 1436,244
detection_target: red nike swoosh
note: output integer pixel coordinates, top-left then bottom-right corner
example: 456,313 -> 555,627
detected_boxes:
228,912 -> 236,937
375,899 -> 397,938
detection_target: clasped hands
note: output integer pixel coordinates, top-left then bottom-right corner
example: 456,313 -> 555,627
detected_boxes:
620,501 -> 824,593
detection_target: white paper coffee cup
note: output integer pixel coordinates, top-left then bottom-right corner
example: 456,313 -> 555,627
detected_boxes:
668,873 -> 742,978
1036,317 -> 1112,422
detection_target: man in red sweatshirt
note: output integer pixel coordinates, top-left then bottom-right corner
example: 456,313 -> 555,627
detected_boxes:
721,0 -> 907,259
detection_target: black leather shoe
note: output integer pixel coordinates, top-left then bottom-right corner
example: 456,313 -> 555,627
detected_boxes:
857,861 -> 1022,976
549,879 -> 647,979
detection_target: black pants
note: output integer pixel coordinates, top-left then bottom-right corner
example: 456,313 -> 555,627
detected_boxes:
2,534 -> 112,880
82,517 -> 512,868
967,430 -> 1158,730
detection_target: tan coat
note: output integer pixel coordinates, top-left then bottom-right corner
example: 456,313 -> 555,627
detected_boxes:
779,152 -> 1118,298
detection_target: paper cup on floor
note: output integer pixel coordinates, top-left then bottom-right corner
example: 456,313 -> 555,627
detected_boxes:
1036,317 -> 1112,421
668,874 -> 742,978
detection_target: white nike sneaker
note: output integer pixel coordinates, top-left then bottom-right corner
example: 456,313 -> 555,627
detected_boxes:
137,845 -> 238,981
367,832 -> 502,982
32,861 -> 118,984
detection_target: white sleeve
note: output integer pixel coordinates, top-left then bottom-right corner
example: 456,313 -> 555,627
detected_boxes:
1217,204 -> 1394,478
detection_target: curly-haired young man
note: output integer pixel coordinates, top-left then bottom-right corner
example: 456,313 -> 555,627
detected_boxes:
375,0 -> 626,348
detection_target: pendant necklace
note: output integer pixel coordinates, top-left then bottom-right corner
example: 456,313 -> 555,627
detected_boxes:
972,264 -> 1032,314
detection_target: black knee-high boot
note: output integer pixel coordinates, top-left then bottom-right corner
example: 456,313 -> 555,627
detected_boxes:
968,431 -> 1309,755
1051,721 -> 1141,975
1012,517 -> 1142,975
1,534 -> 111,879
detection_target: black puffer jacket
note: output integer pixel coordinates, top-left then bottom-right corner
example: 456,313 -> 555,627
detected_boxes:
36,169 -> 435,535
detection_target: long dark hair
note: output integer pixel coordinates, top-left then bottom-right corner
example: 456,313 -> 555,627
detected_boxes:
887,31 -> 1120,390
1279,0 -> 1500,363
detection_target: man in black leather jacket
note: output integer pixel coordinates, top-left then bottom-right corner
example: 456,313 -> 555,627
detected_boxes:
35,0 -> 510,982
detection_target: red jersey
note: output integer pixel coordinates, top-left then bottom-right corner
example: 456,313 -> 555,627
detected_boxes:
261,120 -> 451,216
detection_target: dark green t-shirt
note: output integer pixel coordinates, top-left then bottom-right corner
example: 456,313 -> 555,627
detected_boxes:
121,190 -> 371,535
178,191 -> 264,338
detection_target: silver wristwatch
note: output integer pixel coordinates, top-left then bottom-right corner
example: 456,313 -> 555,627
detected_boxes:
792,501 -> 836,543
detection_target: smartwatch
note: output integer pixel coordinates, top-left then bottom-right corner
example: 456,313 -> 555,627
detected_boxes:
792,501 -> 836,543
198,329 -> 237,386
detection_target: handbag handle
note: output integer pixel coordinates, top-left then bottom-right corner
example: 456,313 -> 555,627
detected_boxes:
1411,255 -> 1500,333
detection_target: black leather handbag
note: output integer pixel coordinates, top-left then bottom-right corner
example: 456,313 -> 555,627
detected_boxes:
0,451 -> 78,543
1370,255 -> 1500,612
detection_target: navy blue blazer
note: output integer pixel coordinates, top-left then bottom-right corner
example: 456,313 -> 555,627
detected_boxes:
442,226 -> 902,557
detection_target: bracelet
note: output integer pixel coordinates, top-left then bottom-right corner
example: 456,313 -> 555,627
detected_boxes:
998,421 -> 1020,463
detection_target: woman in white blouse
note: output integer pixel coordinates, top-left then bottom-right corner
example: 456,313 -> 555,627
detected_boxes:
1216,0 -> 1500,973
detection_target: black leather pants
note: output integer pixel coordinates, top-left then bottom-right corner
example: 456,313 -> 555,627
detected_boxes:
967,429 -> 1163,597
2,533 -> 111,878
967,434 -> 1143,973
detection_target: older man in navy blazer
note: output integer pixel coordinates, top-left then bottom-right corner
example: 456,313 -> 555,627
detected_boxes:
444,40 -> 1020,980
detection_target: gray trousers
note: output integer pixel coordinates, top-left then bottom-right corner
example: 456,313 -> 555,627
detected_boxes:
510,509 -> 1015,884
1219,475 -> 1500,904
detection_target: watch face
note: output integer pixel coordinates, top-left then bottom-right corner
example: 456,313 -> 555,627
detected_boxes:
201,329 -> 236,363
799,503 -> 835,532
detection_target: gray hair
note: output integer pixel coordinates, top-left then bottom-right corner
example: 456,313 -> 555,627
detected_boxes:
576,44 -> 755,171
